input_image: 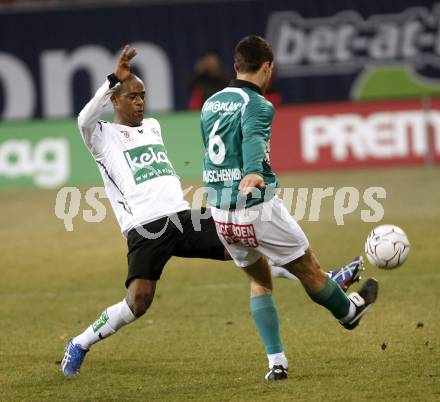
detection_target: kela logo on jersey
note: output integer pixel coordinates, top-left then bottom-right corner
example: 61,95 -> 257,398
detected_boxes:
124,144 -> 175,184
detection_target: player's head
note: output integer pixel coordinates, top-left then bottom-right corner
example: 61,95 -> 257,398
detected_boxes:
111,74 -> 145,127
234,36 -> 274,92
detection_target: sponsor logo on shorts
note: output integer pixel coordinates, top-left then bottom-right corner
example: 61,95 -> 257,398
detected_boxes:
92,310 -> 109,333
214,221 -> 259,248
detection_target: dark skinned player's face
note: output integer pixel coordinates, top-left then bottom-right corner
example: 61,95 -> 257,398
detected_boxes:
113,79 -> 146,127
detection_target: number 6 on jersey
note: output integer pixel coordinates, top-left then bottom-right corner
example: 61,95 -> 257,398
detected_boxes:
208,119 -> 225,164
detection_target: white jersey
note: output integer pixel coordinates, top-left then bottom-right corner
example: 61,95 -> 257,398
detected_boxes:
78,78 -> 189,238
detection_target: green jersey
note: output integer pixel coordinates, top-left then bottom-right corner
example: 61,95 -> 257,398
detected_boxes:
201,79 -> 279,210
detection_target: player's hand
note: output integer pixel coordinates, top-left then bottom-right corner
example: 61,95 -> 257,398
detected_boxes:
114,45 -> 138,81
239,173 -> 266,197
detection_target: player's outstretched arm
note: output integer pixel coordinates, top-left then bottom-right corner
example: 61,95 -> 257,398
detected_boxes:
78,45 -> 138,142
114,45 -> 137,81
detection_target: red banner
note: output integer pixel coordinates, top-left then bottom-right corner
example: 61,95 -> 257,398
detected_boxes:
271,99 -> 440,171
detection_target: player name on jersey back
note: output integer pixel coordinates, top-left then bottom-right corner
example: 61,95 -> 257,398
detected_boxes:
203,167 -> 242,183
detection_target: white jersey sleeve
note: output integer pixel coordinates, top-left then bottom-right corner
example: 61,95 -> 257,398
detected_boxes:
78,77 -> 120,156
78,77 -> 189,237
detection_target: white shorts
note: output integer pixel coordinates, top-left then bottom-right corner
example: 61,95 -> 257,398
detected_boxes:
211,196 -> 309,267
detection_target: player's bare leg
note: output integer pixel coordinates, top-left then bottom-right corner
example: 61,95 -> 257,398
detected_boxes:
283,248 -> 327,293
126,278 -> 156,317
242,257 -> 288,381
242,256 -> 272,297
224,249 -> 363,292
269,260 -> 363,291
61,278 -> 155,375
283,248 -> 378,329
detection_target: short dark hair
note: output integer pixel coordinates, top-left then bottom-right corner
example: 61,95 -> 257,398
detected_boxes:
234,36 -> 273,73
113,74 -> 142,98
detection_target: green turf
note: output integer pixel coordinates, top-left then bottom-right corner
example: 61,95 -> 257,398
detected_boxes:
1,166 -> 439,401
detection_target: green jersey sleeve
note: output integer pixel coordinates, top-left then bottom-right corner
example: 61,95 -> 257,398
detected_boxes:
241,97 -> 274,176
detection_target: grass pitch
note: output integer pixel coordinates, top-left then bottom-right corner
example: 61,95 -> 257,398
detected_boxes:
0,166 -> 439,401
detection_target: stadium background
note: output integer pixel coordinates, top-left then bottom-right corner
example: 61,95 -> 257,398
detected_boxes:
1,1 -> 439,401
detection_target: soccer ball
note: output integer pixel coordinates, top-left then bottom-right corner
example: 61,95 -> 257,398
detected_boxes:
365,225 -> 410,269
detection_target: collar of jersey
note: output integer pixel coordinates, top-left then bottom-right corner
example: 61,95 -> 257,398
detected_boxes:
113,122 -> 143,129
228,79 -> 263,95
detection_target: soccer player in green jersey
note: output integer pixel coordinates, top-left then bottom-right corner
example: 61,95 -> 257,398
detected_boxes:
201,36 -> 379,381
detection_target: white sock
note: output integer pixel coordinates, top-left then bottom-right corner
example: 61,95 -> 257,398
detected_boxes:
339,300 -> 357,323
268,351 -> 288,369
270,265 -> 331,281
72,299 -> 135,350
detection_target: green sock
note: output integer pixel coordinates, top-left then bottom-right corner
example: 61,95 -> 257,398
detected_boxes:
308,277 -> 350,319
250,294 -> 284,355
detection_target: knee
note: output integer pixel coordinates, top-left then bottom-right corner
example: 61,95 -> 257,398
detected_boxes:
127,291 -> 154,318
284,250 -> 322,280
311,258 -> 321,272
302,259 -> 322,280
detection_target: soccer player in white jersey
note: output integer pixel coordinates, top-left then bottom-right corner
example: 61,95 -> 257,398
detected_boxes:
60,46 -> 220,375
61,46 -> 363,376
